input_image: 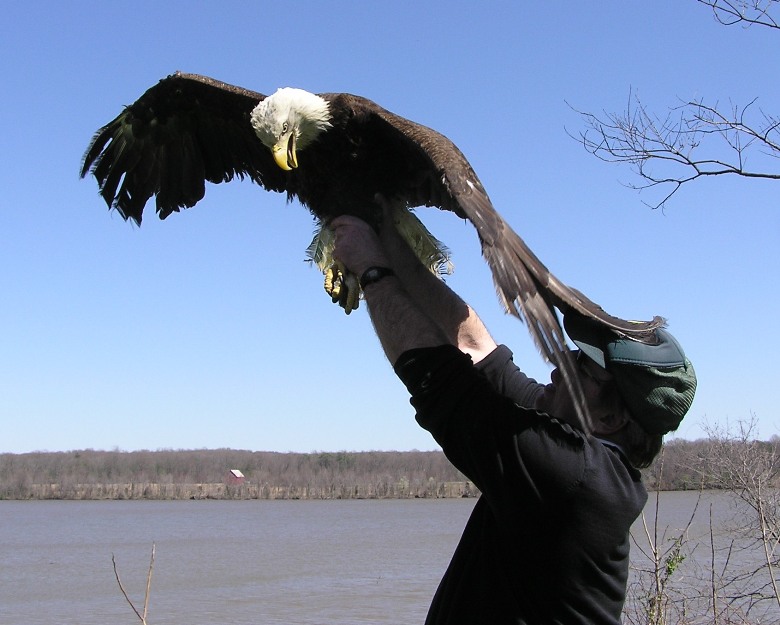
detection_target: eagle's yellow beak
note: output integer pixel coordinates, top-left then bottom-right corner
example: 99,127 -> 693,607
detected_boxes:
272,133 -> 298,170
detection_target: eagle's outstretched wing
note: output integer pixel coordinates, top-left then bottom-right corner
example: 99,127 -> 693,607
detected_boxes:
81,72 -> 286,224
359,99 -> 664,428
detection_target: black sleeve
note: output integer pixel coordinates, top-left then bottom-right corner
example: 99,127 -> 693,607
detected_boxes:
394,345 -> 587,510
476,344 -> 544,409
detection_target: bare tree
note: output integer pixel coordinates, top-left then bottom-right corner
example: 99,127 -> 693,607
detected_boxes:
626,492 -> 700,623
624,422 -> 780,624
698,0 -> 779,29
570,1 -> 780,209
693,418 -> 780,619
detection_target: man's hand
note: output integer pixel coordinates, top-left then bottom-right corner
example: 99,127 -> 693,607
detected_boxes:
331,215 -> 392,278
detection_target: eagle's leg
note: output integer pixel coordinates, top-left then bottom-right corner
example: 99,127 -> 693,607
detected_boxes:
310,204 -> 451,316
324,260 -> 360,315
305,222 -> 360,315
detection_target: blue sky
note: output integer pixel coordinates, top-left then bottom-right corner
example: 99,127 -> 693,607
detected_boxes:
2,2 -> 778,453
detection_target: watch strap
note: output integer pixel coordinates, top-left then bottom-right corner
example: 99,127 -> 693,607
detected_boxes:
359,266 -> 396,289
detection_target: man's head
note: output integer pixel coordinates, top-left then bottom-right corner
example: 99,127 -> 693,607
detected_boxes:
563,312 -> 697,437
536,351 -> 628,436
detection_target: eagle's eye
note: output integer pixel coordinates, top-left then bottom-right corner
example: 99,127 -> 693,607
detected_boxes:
282,122 -> 289,133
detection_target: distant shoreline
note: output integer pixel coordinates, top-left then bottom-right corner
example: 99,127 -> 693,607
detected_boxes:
9,480 -> 479,501
1,439 -> 759,498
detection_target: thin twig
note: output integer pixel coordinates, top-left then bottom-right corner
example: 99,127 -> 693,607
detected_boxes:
112,553 -> 145,623
111,543 -> 156,625
143,543 -> 155,624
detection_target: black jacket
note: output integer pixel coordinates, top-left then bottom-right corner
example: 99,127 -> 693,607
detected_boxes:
395,344 -> 647,625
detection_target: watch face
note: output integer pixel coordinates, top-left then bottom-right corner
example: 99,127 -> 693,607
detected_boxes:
360,267 -> 394,289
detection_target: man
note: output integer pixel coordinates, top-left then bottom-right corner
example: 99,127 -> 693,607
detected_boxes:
330,201 -> 697,625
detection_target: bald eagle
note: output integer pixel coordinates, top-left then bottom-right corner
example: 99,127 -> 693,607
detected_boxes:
81,71 -> 663,429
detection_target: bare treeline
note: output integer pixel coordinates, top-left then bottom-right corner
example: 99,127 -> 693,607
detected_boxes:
644,433 -> 780,491
3,433 -> 780,499
0,448 -> 472,500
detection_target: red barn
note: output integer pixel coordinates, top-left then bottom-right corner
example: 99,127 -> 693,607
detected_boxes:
227,469 -> 245,484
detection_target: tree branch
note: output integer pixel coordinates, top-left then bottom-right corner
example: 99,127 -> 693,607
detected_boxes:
697,0 -> 780,30
568,90 -> 780,209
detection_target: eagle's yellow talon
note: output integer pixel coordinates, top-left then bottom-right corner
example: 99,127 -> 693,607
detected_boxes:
329,278 -> 342,302
324,264 -> 337,297
343,271 -> 360,314
332,285 -> 342,304
337,278 -> 349,309
323,261 -> 360,314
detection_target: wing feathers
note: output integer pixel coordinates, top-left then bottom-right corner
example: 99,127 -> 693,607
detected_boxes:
494,220 -> 664,335
357,95 -> 663,345
478,211 -> 664,430
81,73 -> 273,224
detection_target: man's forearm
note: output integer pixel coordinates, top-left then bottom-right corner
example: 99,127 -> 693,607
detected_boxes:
380,213 -> 497,361
360,273 -> 450,365
381,222 -> 468,342
330,211 -> 494,363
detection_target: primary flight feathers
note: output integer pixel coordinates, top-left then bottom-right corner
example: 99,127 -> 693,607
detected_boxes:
81,71 -> 664,429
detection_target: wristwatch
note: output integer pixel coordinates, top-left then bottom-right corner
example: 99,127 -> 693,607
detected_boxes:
359,266 -> 396,289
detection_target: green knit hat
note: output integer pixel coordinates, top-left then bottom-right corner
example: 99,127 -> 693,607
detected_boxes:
563,312 -> 697,435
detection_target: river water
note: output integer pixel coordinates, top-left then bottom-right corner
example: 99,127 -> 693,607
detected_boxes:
1,493 -> 776,624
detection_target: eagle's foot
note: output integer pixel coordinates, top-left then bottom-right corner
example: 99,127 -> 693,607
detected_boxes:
324,261 -> 360,315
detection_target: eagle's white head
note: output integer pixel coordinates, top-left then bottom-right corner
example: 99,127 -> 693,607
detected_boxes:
250,88 -> 332,170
